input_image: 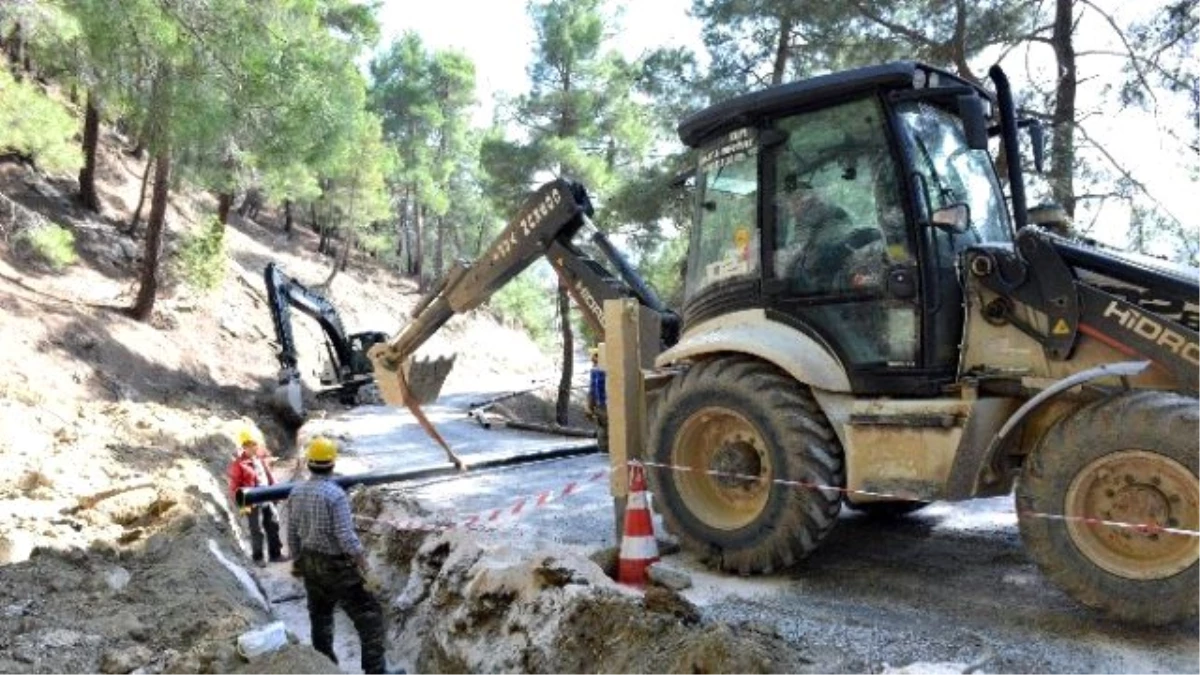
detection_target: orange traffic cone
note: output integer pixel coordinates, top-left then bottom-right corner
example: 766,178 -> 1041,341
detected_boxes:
618,461 -> 660,586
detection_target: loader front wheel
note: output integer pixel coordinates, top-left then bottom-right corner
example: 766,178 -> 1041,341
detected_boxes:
1016,391 -> 1198,624
648,356 -> 844,575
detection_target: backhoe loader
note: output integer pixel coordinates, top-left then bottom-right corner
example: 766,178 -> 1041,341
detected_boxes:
372,62 -> 1198,624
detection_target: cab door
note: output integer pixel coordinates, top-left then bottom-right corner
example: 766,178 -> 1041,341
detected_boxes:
890,98 -> 1015,376
762,96 -> 929,396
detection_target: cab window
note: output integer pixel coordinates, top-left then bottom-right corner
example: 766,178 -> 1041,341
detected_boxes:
772,97 -> 911,296
687,128 -> 760,298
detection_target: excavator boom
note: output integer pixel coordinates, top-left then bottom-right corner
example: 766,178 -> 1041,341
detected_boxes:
368,178 -> 678,466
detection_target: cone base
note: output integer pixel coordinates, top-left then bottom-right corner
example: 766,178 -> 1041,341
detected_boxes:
618,557 -> 659,586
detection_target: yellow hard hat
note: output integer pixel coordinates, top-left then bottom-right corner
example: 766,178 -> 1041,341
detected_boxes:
306,436 -> 338,466
236,426 -> 261,447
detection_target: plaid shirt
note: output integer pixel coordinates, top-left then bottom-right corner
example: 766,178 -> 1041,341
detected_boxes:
286,476 -> 363,557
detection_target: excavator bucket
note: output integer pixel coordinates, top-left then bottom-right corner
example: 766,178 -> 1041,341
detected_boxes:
270,374 -> 306,425
401,354 -> 457,405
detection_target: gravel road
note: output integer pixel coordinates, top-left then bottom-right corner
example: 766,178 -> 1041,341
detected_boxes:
301,402 -> 1198,674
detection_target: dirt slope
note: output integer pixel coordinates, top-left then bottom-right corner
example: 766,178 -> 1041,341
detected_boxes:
0,110 -> 554,673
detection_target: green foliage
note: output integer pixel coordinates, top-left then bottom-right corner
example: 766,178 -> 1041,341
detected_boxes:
317,110 -> 396,245
638,232 -> 689,309
694,0 -> 1035,93
487,273 -> 556,348
174,217 -> 226,291
0,0 -> 84,81
16,223 -> 77,270
369,32 -> 481,278
0,68 -> 82,174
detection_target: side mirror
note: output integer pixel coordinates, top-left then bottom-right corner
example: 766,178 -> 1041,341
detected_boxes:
931,203 -> 970,234
957,95 -> 988,151
670,168 -> 695,188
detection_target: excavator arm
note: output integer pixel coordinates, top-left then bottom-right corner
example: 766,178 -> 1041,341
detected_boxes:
264,262 -> 388,422
265,262 -> 358,377
368,178 -> 679,467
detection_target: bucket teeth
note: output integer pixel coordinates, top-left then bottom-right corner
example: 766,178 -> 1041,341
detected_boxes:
402,354 -> 457,404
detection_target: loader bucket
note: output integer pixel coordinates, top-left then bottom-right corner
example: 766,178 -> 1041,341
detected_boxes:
402,354 -> 457,404
372,353 -> 467,469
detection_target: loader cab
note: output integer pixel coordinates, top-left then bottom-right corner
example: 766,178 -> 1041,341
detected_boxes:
680,62 -> 1012,396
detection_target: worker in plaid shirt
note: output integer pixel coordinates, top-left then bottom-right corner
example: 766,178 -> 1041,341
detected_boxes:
287,436 -> 401,674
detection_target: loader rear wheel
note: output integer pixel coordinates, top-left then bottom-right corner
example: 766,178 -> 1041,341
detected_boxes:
648,356 -> 843,574
1016,391 -> 1198,624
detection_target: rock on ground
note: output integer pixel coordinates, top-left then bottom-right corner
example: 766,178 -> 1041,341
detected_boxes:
377,529 -> 826,674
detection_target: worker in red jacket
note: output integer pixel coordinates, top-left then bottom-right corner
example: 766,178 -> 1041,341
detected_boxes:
228,426 -> 286,567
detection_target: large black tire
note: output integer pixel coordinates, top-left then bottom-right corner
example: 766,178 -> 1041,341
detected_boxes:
1016,390 -> 1198,624
648,356 -> 844,574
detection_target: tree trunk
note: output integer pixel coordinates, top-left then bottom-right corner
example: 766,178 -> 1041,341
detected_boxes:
949,0 -> 978,83
556,281 -> 573,425
8,22 -> 24,80
413,204 -> 425,288
217,192 -> 234,224
238,187 -> 262,219
395,189 -> 409,260
450,213 -> 464,261
338,236 -> 351,271
318,226 -> 330,254
321,256 -> 339,286
1049,0 -> 1077,218
434,215 -> 445,279
131,118 -> 149,159
78,93 -> 102,212
128,159 -> 152,233
283,199 -> 293,235
128,150 -> 171,321
771,15 -> 794,85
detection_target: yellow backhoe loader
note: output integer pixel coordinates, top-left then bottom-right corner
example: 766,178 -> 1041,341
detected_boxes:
372,62 -> 1198,624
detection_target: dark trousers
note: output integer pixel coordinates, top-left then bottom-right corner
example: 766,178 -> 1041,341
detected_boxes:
300,551 -> 388,674
246,505 -> 283,562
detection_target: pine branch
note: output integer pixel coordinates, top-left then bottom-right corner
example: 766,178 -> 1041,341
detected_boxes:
1074,122 -> 1184,228
1074,49 -> 1194,91
1077,0 -> 1157,105
848,0 -> 940,50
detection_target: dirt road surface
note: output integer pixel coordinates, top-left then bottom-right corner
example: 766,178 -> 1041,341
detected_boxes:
276,402 -> 1198,674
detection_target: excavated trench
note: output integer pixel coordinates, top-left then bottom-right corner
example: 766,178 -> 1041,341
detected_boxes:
350,488 -> 823,674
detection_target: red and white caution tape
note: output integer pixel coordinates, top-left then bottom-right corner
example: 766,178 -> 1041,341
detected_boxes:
639,460 -> 1200,539
354,459 -> 1198,540
640,460 -> 902,500
1015,511 -> 1199,538
356,469 -> 608,533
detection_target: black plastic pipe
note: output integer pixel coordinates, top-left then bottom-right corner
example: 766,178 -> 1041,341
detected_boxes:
236,441 -> 601,507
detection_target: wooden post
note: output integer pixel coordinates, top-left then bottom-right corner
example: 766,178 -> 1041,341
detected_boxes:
604,298 -> 661,546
